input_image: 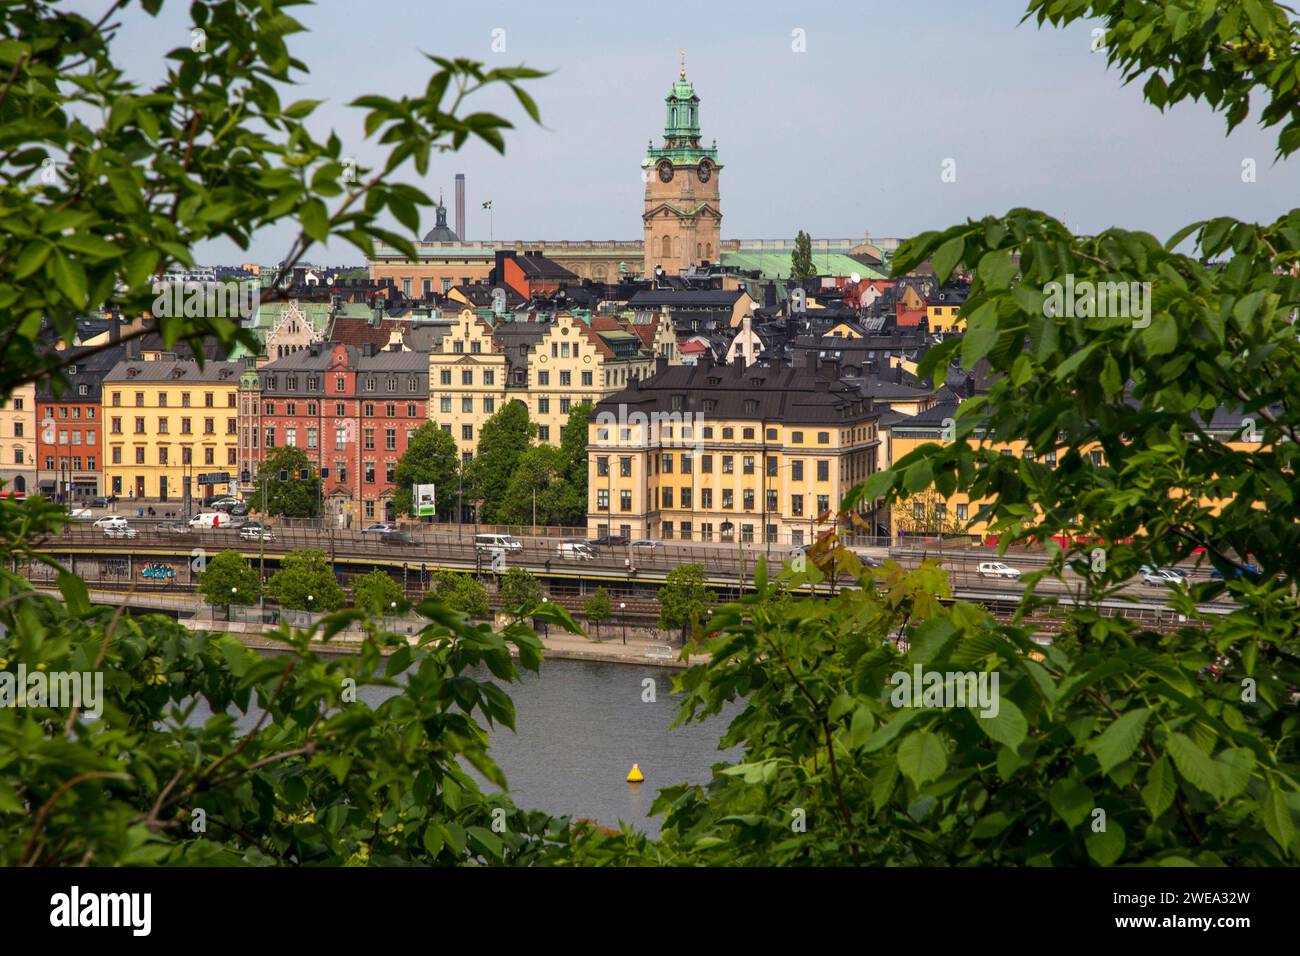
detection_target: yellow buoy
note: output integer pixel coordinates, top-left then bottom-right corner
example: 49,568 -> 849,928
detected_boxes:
626,763 -> 644,783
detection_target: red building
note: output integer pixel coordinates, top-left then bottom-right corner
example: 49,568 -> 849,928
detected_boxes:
242,342 -> 429,525
34,344 -> 126,501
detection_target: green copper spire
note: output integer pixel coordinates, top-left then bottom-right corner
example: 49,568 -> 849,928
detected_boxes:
644,54 -> 720,170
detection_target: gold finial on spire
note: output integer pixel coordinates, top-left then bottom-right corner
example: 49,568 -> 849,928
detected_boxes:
679,49 -> 686,79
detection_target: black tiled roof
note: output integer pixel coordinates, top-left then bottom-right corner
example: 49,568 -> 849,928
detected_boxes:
592,359 -> 877,427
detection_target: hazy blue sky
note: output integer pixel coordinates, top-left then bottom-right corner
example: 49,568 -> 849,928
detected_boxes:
89,0 -> 1300,264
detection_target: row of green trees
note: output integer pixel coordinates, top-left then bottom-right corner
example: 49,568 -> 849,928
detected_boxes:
199,552 -> 714,642
391,401 -> 590,526
243,402 -> 591,526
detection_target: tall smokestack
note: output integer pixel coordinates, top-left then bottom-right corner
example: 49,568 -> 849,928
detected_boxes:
455,173 -> 465,240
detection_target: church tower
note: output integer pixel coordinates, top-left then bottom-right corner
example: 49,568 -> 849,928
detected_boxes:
642,54 -> 722,278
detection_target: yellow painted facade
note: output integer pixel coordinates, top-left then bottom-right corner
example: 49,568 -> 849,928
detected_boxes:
0,383 -> 36,493
103,362 -> 241,502
889,414 -> 1262,539
429,310 -> 656,459
588,414 -> 880,545
927,304 -> 965,333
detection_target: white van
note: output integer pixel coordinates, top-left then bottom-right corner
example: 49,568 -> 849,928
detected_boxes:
190,511 -> 234,529
557,541 -> 595,561
474,533 -> 522,553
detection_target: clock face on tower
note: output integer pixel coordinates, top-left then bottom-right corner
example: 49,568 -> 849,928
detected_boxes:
697,160 -> 712,183
657,160 -> 674,183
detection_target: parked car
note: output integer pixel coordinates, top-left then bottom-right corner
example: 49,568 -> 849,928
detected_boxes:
854,551 -> 884,568
189,511 -> 234,529
240,525 -> 274,542
1209,564 -> 1261,579
631,539 -> 661,551
90,496 -> 111,509
68,507 -> 93,520
93,515 -> 128,530
162,523 -> 192,535
104,526 -> 138,539
591,534 -> 629,548
381,531 -> 414,546
977,561 -> 1022,579
557,541 -> 596,560
1139,565 -> 1186,587
474,533 -> 523,553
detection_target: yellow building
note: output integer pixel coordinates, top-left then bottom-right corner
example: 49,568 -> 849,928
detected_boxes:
102,360 -> 242,502
429,309 -> 656,460
887,402 -> 1263,540
926,286 -> 968,334
427,311 -> 510,463
588,357 -> 882,545
0,383 -> 35,494
926,303 -> 966,334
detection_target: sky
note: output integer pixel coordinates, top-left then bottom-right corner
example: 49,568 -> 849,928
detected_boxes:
85,0 -> 1300,265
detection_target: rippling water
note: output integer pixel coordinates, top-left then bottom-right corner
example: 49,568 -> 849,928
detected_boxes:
188,657 -> 741,836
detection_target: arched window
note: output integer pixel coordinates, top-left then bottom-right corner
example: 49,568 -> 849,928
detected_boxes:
706,243 -> 712,258
661,235 -> 672,258
672,107 -> 678,126
13,475 -> 25,493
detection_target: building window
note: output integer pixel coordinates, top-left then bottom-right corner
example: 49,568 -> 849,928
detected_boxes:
462,424 -> 473,441
619,490 -> 631,511
817,460 -> 829,481
619,456 -> 632,477
538,425 -> 550,442
791,495 -> 803,516
597,457 -> 609,477
597,489 -> 609,510
792,459 -> 804,481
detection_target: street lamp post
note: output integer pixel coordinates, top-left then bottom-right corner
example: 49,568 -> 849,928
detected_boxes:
259,471 -> 268,619
229,585 -> 237,622
619,601 -> 627,645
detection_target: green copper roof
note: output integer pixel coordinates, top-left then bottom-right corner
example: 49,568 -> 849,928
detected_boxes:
720,251 -> 886,281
